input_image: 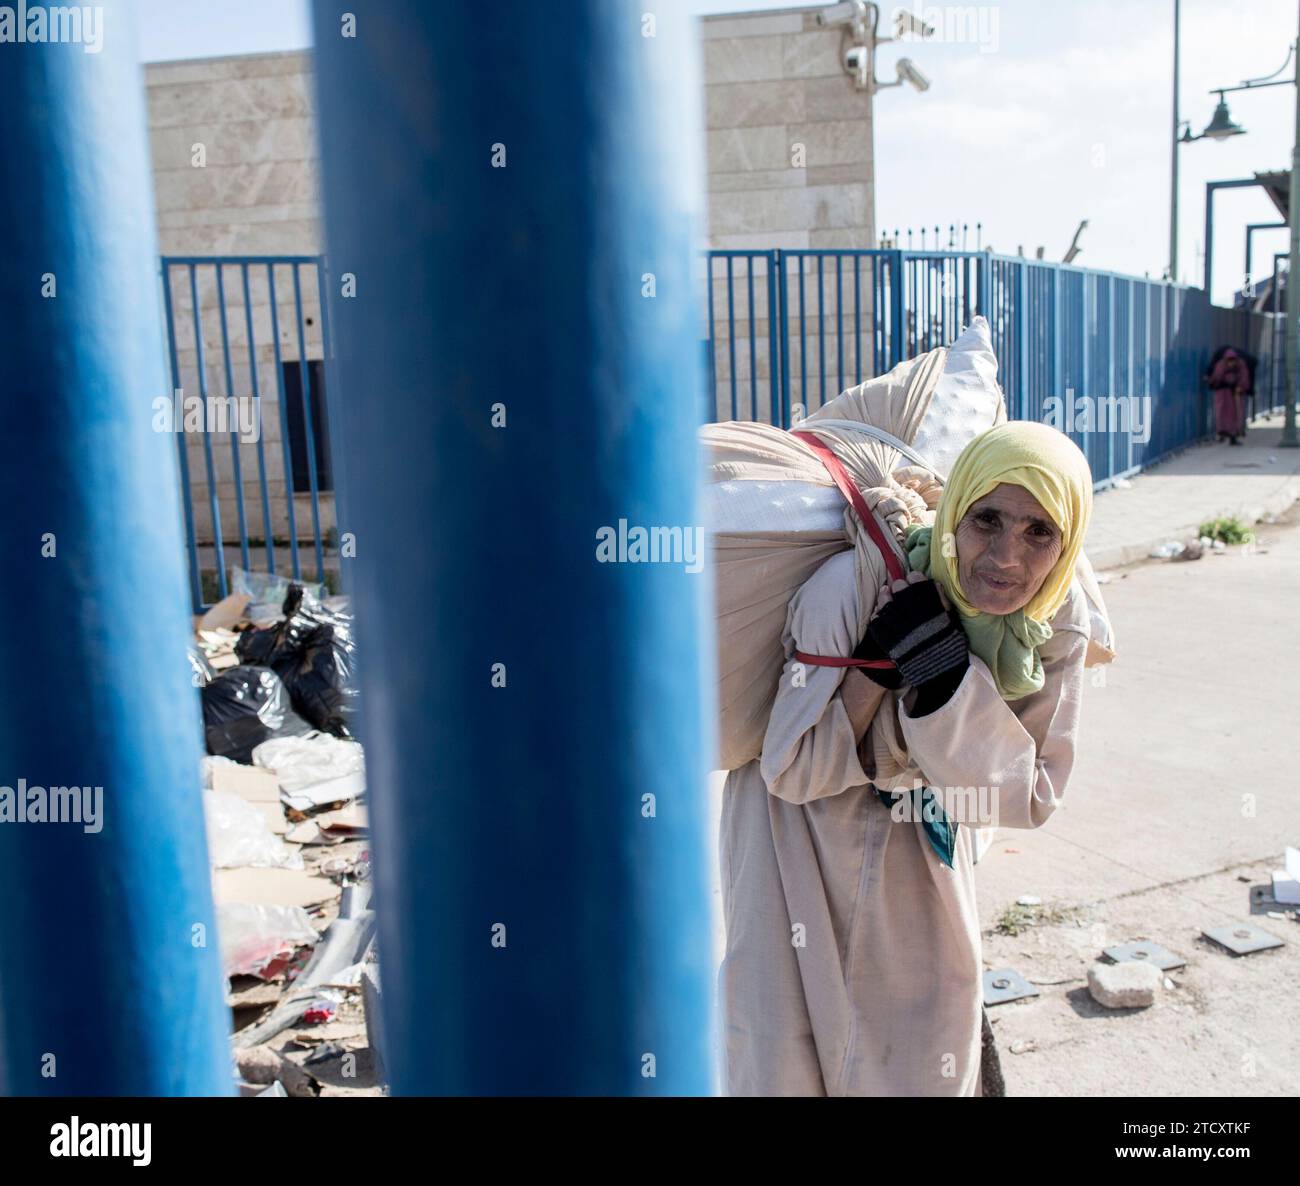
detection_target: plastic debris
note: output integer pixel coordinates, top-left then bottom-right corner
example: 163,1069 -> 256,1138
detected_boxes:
300,996 -> 339,1026
236,585 -> 357,737
253,732 -> 366,811
1148,539 -> 1185,559
187,643 -> 216,688
215,902 -> 318,979
204,790 -> 303,871
231,567 -> 327,625
1015,894 -> 1041,906
201,665 -> 312,764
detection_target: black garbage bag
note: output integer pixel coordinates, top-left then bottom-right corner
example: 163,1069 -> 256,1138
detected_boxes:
234,584 -> 358,737
201,665 -> 312,764
187,643 -> 216,688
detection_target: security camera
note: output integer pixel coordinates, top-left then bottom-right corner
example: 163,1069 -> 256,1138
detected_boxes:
842,44 -> 872,89
896,57 -> 930,92
817,1 -> 866,27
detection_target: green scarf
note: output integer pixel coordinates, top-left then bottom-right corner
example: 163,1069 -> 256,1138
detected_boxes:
904,524 -> 1052,701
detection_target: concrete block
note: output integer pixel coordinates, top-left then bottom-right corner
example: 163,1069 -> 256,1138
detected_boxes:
1087,960 -> 1162,1008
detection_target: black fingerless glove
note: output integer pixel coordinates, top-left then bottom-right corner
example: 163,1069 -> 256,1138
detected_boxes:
865,579 -> 969,714
851,630 -> 904,690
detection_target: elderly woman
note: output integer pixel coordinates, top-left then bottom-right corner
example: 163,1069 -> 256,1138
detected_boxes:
718,420 -> 1094,1096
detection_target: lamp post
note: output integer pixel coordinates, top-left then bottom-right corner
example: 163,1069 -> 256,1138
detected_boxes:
1170,0 -> 1249,283
1180,16 -> 1299,446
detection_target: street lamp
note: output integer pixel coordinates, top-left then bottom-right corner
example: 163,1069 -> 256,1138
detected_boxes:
1180,92 -> 1247,142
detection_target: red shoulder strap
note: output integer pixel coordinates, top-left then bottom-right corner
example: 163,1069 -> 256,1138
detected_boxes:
788,429 -> 905,670
790,430 -> 907,582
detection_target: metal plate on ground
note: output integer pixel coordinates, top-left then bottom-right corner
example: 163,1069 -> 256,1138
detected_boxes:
1203,922 -> 1284,956
983,967 -> 1039,1006
1102,941 -> 1186,971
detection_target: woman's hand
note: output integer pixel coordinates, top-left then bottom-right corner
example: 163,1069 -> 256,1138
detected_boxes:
866,575 -> 968,697
874,569 -> 945,617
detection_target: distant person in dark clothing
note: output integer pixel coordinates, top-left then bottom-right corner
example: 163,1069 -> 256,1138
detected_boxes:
1205,346 -> 1252,444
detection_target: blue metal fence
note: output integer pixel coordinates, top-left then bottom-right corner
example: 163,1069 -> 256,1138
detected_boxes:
166,249 -> 1274,608
703,248 -> 1270,491
161,255 -> 332,608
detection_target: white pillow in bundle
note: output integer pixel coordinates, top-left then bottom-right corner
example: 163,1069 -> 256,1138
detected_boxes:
909,315 -> 1006,481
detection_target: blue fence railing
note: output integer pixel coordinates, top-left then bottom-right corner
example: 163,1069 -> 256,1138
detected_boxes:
163,250 -> 1278,610
161,255 -> 333,610
702,248 -> 1276,492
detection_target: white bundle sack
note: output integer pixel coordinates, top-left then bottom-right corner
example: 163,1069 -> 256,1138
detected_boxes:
703,316 -> 1115,772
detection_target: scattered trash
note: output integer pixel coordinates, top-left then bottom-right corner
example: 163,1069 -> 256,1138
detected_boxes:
235,1046 -> 320,1098
1102,940 -> 1185,971
982,967 -> 1039,1007
1172,538 -> 1202,561
1163,977 -> 1176,990
1016,894 -> 1041,906
234,886 -> 376,1049
1113,478 -> 1133,489
1212,539 -> 1226,552
1087,960 -> 1161,1009
195,628 -> 242,671
201,665 -> 312,764
187,643 -> 215,688
303,1042 -> 347,1067
1270,846 -> 1300,905
236,585 -> 357,737
255,1081 -> 288,1098
284,802 -> 369,846
197,591 -> 252,633
253,732 -> 365,812
300,995 -> 340,1025
1148,539 -> 1185,559
1202,921 -> 1284,956
231,567 -> 327,625
1009,1039 -> 1037,1055
215,902 -> 318,979
203,790 -> 303,870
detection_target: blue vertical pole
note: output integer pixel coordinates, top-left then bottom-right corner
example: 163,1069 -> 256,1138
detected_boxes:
0,2 -> 231,1094
1017,261 -> 1030,421
311,0 -> 715,1095
889,249 -> 906,366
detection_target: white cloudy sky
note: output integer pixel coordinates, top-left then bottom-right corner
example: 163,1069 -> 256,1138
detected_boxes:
134,0 -> 1293,303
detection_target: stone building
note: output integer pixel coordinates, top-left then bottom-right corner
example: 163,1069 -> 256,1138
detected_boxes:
146,6 -> 875,566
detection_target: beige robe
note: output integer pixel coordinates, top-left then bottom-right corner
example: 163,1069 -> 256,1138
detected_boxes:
718,549 -> 1090,1096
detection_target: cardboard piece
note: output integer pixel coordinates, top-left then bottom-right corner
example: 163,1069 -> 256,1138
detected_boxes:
198,592 -> 252,632
212,761 -> 288,835
212,866 -> 336,909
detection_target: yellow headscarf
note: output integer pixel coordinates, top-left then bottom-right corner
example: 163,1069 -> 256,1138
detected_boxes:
906,421 -> 1094,699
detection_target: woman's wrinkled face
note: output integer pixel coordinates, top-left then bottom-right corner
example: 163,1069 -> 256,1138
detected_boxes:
954,483 -> 1063,614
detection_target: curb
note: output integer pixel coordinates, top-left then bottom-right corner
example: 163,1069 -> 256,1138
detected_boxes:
1089,475 -> 1300,571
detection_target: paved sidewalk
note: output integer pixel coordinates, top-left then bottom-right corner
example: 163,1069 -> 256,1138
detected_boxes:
1086,413 -> 1300,570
